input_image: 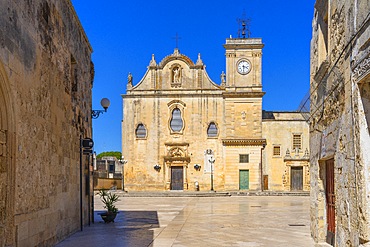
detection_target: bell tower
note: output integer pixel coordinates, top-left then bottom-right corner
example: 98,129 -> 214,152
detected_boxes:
221,20 -> 267,191
223,38 -> 264,90
222,18 -> 265,140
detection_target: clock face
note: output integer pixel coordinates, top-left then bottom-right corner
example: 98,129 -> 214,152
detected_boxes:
237,60 -> 251,75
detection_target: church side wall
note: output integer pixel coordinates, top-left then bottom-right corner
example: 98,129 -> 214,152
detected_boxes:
0,1 -> 93,245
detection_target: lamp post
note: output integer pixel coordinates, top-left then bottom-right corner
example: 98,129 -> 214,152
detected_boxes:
119,156 -> 128,191
209,157 -> 215,191
80,98 -> 110,229
92,98 -> 110,119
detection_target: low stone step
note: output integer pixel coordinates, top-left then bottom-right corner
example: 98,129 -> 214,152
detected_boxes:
103,190 -> 310,197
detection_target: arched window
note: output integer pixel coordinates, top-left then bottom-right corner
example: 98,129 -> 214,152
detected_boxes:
170,108 -> 183,132
207,122 -> 218,137
135,124 -> 147,138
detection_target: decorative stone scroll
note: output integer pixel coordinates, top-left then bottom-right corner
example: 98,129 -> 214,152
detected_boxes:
164,143 -> 190,162
353,54 -> 370,83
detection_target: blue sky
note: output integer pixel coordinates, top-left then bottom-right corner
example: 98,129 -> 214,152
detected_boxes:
71,0 -> 315,154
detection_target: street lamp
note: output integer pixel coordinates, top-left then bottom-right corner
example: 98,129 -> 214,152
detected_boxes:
92,98 -> 110,119
209,157 -> 215,191
119,156 -> 128,191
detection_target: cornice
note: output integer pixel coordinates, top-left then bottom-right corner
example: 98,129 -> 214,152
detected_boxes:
163,156 -> 191,162
223,38 -> 264,50
222,91 -> 265,98
284,157 -> 310,162
122,91 -> 224,98
222,138 -> 266,146
164,142 -> 189,147
158,50 -> 194,68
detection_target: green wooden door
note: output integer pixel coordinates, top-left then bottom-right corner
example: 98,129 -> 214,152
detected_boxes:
239,170 -> 249,190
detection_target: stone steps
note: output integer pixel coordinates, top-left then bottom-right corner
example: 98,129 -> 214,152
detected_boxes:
106,190 -> 310,197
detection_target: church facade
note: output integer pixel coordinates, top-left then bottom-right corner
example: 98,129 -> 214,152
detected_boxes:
122,37 -> 309,192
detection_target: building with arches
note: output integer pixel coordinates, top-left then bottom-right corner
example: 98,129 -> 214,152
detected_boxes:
121,38 -> 310,192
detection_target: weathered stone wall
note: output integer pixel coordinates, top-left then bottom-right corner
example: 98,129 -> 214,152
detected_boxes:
0,1 -> 93,246
310,0 -> 370,246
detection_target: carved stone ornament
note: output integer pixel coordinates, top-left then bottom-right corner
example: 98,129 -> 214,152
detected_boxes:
127,72 -> 133,90
353,54 -> 370,83
241,111 -> 246,120
330,8 -> 345,61
149,54 -> 157,67
220,71 -> 226,86
169,147 -> 185,157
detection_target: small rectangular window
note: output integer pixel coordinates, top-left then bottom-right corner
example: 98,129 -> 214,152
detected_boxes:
239,154 -> 249,163
273,146 -> 281,156
293,134 -> 302,150
108,161 -> 115,173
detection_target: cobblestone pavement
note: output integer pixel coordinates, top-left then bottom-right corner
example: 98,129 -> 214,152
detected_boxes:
56,195 -> 314,247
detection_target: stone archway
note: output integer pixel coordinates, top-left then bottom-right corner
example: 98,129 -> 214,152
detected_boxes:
0,61 -> 15,246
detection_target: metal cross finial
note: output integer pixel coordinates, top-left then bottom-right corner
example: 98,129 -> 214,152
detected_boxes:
172,32 -> 181,48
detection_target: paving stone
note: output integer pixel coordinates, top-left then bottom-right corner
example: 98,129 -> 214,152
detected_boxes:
56,195 -> 314,247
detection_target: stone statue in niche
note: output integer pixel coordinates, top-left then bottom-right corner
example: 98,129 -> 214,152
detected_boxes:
171,65 -> 182,88
173,67 -> 180,83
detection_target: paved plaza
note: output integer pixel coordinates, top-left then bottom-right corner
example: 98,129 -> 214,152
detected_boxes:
57,195 -> 314,247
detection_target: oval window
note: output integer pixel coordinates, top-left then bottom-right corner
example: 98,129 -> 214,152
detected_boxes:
170,108 -> 183,132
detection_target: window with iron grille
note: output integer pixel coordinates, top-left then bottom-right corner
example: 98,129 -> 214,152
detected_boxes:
135,124 -> 147,138
239,154 -> 249,163
293,134 -> 302,150
273,146 -> 281,156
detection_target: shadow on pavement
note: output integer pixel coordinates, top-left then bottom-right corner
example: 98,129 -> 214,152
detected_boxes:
56,210 -> 160,247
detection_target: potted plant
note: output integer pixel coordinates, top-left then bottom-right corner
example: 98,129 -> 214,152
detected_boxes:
98,190 -> 119,223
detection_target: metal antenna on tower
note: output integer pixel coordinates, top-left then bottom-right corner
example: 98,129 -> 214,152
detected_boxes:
237,10 -> 251,38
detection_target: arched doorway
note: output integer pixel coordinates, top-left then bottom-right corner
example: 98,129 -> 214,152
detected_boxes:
0,61 -> 15,246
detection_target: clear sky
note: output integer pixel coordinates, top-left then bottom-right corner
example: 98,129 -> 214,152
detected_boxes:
71,0 -> 316,155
